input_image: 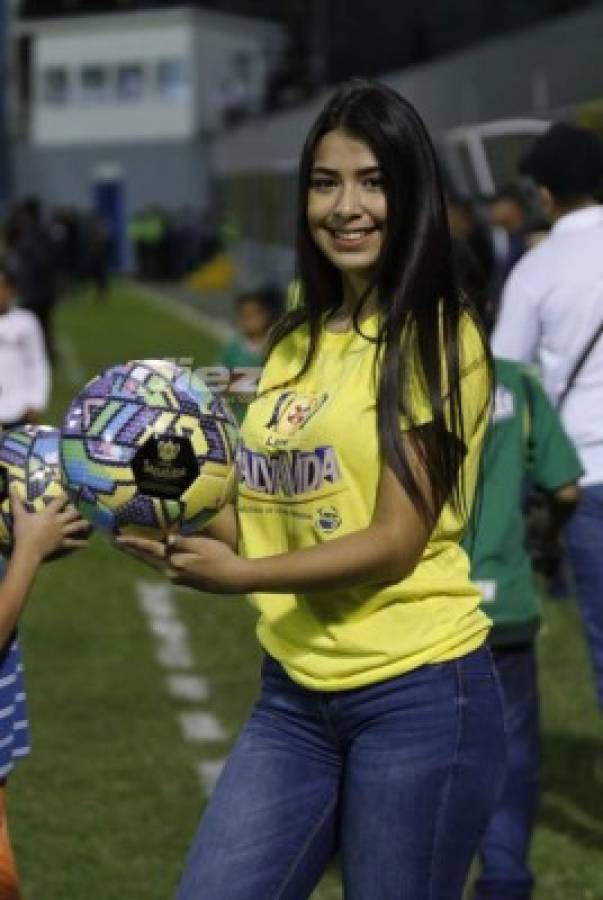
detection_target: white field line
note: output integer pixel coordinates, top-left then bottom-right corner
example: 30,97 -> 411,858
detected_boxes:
197,760 -> 226,794
125,279 -> 235,345
179,711 -> 226,743
136,581 -> 193,670
149,618 -> 188,640
135,580 -> 226,794
58,277 -> 232,392
56,332 -> 86,388
157,640 -> 195,670
138,585 -> 175,619
166,674 -> 210,702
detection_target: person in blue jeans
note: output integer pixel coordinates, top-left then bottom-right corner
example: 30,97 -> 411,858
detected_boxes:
565,486 -> 603,704
119,79 -> 506,900
464,360 -> 582,900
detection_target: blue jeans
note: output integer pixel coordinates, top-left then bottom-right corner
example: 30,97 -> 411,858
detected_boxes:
565,483 -> 603,708
177,646 -> 507,900
474,645 -> 540,900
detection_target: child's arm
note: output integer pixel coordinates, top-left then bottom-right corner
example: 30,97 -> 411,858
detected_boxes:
0,490 -> 89,645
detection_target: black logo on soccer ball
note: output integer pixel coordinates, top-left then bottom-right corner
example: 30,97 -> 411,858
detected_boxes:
132,435 -> 198,499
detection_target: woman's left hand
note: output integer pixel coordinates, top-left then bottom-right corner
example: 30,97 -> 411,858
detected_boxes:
113,534 -> 170,574
114,533 -> 251,594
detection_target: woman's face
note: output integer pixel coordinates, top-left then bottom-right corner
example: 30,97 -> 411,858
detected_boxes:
307,129 -> 387,277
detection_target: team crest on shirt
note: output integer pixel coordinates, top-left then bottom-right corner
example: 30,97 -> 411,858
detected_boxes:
265,391 -> 329,437
314,505 -> 342,534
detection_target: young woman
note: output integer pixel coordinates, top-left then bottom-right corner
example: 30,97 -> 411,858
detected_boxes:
118,79 -> 506,900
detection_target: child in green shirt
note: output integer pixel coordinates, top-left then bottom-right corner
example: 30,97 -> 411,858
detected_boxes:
220,288 -> 282,422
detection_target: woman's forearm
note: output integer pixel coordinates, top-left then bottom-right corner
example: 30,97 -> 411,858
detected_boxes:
242,521 -> 425,594
202,504 -> 238,552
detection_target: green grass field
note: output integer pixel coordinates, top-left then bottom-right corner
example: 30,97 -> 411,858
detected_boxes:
9,282 -> 603,898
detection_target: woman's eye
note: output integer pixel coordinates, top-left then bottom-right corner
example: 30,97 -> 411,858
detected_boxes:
309,178 -> 336,191
364,176 -> 385,190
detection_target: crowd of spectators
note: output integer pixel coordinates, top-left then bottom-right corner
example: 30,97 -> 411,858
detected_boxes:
128,207 -> 221,281
0,199 -> 114,360
0,199 -> 227,356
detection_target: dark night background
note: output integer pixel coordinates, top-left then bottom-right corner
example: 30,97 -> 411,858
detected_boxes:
17,0 -> 598,91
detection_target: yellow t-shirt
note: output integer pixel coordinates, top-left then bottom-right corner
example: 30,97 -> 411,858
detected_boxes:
237,311 -> 491,691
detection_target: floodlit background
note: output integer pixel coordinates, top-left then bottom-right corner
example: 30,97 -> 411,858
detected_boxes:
1,1 -> 603,897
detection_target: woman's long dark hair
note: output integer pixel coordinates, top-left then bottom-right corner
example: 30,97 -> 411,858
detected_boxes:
267,78 -> 492,527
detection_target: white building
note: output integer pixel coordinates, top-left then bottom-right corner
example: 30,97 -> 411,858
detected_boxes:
11,6 -> 285,213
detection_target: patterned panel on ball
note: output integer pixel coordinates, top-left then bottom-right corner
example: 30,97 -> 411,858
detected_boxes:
60,359 -> 239,539
0,426 -> 66,551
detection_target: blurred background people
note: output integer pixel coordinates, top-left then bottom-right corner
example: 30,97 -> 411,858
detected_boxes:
221,287 -> 282,369
489,184 -> 533,298
454,233 -> 583,900
4,198 -> 58,362
78,214 -> 111,300
489,183 -> 551,314
219,286 -> 283,421
447,195 -> 495,330
128,207 -> 167,281
466,360 -> 582,900
48,207 -> 83,296
0,262 -> 50,430
447,194 -> 495,287
492,122 -> 603,713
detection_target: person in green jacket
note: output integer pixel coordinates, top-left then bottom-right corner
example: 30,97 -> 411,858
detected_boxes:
466,359 -> 583,900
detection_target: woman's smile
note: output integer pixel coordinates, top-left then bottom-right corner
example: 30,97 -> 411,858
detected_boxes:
327,225 -> 381,251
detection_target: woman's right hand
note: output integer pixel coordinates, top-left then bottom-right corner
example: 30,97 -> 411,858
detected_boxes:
11,488 -> 91,562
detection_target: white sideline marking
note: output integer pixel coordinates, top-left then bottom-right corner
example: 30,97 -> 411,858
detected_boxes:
138,585 -> 175,619
197,759 -> 226,794
125,280 -> 234,344
179,711 -> 226,742
158,641 -> 194,670
135,580 -> 228,795
56,333 -> 85,387
136,582 -> 194,670
149,618 -> 187,640
166,674 -> 210,702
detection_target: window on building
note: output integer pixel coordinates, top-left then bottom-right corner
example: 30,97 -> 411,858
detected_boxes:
42,67 -> 69,105
117,63 -> 145,102
157,58 -> 190,101
80,65 -> 111,103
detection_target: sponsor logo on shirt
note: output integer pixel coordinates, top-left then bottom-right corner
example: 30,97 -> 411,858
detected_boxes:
492,386 -> 515,423
237,445 -> 341,496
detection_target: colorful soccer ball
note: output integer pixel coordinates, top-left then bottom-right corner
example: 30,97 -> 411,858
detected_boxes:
0,425 -> 66,552
59,359 -> 239,538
